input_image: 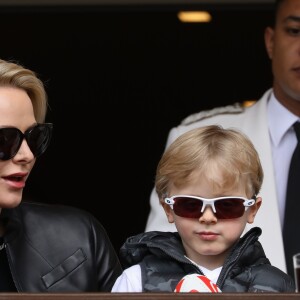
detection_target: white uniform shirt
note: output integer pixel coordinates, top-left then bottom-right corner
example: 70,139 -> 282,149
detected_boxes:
267,93 -> 300,227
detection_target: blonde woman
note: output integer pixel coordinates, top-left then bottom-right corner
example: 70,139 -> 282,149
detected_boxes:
0,59 -> 122,292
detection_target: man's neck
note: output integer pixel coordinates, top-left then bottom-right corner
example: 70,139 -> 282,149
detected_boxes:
273,85 -> 300,117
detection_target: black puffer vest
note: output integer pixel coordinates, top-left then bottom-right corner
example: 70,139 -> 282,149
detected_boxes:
119,227 -> 295,292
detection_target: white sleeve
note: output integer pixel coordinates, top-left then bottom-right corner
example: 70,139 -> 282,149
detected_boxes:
145,188 -> 176,232
144,126 -> 180,232
111,264 -> 143,292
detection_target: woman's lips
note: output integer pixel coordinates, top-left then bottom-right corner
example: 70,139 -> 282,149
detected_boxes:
3,174 -> 27,189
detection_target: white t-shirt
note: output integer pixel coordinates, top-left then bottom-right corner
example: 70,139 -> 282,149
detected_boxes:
111,265 -> 142,292
111,264 -> 222,292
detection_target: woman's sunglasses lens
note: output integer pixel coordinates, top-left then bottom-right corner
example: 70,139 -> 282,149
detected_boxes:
27,125 -> 52,157
0,128 -> 21,160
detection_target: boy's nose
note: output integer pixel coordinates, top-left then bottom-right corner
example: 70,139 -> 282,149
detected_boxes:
199,206 -> 217,224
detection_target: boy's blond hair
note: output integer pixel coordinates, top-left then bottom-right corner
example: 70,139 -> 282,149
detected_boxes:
155,125 -> 263,202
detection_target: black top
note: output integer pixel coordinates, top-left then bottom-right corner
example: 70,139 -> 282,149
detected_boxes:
0,237 -> 17,291
0,201 -> 122,292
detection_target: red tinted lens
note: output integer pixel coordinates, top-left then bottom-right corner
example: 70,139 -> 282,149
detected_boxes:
214,198 -> 245,219
172,197 -> 246,219
173,197 -> 203,218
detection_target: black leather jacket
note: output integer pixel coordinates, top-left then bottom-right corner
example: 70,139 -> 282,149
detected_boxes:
0,201 -> 122,292
119,227 -> 295,292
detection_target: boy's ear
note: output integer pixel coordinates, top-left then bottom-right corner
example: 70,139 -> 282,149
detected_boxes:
161,202 -> 175,224
247,197 -> 262,224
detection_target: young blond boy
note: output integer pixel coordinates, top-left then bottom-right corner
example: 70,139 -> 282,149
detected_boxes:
112,125 -> 294,292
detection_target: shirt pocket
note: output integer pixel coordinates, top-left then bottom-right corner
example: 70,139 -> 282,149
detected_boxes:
42,248 -> 87,289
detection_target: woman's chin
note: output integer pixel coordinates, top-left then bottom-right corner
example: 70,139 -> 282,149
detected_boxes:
0,196 -> 22,209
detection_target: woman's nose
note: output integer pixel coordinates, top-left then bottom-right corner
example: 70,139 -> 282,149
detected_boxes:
12,139 -> 35,162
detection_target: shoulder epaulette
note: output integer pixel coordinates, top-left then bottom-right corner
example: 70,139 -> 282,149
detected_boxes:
181,102 -> 245,126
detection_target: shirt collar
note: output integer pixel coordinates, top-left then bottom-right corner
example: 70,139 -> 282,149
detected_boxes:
268,91 -> 300,147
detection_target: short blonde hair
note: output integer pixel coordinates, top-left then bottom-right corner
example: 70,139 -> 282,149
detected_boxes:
155,125 -> 263,202
0,59 -> 48,123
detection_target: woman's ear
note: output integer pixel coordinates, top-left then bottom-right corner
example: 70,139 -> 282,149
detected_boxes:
161,202 -> 175,224
247,196 -> 262,224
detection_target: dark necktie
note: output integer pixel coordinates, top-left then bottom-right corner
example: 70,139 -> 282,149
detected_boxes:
283,121 -> 300,277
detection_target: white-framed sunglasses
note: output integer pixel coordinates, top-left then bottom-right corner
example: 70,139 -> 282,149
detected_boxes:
164,195 -> 256,219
